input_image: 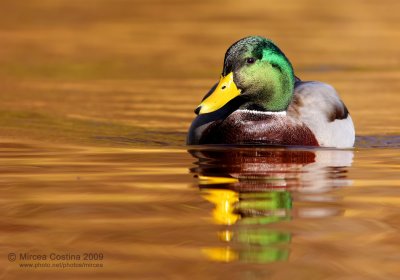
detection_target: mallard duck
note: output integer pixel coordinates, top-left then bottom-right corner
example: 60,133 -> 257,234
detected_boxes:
187,36 -> 355,148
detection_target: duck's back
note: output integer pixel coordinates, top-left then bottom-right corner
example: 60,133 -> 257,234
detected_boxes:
287,81 -> 355,148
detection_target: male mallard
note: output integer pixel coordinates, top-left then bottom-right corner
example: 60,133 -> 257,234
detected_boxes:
187,36 -> 355,148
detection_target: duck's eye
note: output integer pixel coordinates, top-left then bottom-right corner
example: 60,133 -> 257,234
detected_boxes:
221,85 -> 226,90
271,63 -> 281,72
246,57 -> 255,64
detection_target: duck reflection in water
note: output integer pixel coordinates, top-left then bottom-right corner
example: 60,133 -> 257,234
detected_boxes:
188,147 -> 353,263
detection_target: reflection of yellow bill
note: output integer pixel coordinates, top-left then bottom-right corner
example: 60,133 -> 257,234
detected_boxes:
196,72 -> 241,114
198,175 -> 238,185
201,247 -> 238,263
218,230 -> 234,242
201,188 -> 239,225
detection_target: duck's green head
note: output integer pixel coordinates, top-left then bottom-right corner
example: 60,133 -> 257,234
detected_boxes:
197,36 -> 295,114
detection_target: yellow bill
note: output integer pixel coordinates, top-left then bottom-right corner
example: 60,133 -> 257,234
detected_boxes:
196,72 -> 241,114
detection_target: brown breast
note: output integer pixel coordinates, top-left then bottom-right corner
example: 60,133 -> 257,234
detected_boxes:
199,110 -> 319,146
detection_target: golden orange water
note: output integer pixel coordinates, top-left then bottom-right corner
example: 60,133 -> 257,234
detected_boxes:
0,0 -> 400,279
